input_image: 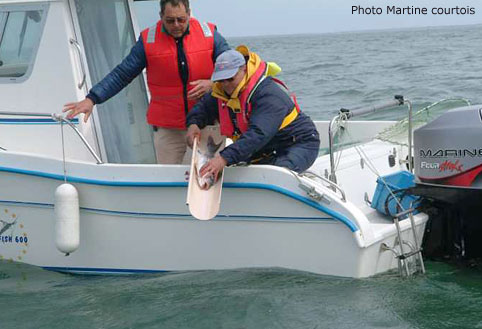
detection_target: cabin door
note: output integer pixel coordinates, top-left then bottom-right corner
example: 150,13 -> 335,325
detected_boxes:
72,0 -> 156,164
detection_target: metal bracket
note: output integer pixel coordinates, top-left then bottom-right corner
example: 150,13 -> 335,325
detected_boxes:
298,183 -> 328,203
301,171 -> 346,202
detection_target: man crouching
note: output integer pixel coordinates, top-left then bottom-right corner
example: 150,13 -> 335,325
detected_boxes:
186,46 -> 320,180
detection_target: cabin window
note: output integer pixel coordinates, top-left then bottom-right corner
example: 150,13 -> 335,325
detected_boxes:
0,4 -> 48,81
75,0 -> 156,164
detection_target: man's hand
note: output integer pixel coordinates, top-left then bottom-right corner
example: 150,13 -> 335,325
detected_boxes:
187,79 -> 213,100
200,155 -> 227,182
186,124 -> 201,148
63,98 -> 94,123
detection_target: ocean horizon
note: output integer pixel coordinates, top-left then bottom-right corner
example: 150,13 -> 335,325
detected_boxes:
2,21 -> 482,329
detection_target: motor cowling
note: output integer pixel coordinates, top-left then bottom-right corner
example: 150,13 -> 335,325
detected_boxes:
414,105 -> 482,187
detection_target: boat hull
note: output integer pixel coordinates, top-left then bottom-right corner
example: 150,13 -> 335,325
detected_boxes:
0,153 -> 428,278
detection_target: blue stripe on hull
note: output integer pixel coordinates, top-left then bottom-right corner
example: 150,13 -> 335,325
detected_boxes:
0,199 -> 334,223
0,118 -> 79,124
43,266 -> 168,275
0,166 -> 359,232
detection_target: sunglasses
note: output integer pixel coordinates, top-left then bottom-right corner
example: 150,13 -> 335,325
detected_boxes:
218,77 -> 236,83
164,16 -> 188,24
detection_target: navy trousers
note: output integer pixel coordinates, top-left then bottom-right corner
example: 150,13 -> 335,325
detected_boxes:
254,138 -> 320,173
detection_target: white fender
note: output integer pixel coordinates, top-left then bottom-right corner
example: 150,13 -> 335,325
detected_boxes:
54,183 -> 79,255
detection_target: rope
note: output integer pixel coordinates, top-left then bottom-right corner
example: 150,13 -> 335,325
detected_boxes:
341,122 -> 407,212
60,120 -> 67,184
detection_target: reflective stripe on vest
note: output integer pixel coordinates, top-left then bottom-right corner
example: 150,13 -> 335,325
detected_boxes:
146,25 -> 156,43
200,22 -> 213,37
141,19 -> 215,129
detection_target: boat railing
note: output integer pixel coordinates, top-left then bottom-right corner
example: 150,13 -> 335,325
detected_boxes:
298,170 -> 347,202
0,111 -> 103,164
328,95 -> 413,184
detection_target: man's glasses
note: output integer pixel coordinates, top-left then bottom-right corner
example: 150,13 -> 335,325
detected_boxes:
164,16 -> 188,24
218,77 -> 235,83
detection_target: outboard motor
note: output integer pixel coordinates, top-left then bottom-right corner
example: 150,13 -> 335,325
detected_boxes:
415,105 -> 482,188
413,105 -> 482,262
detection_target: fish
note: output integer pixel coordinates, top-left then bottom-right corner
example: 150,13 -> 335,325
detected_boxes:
0,219 -> 16,235
195,136 -> 223,190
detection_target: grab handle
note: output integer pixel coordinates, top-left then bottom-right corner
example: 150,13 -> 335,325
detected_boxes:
69,38 -> 87,90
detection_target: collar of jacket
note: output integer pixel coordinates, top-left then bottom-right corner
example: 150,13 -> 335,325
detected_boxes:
211,46 -> 263,111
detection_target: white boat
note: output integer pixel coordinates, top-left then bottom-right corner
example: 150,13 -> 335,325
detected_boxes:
0,0 -> 429,277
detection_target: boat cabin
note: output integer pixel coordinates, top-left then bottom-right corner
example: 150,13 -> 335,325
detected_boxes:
0,0 -> 156,164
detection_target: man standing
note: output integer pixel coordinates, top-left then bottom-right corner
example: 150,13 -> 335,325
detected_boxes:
64,0 -> 229,164
186,47 -> 320,180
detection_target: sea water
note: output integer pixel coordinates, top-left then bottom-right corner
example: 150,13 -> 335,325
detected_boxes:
1,24 -> 481,329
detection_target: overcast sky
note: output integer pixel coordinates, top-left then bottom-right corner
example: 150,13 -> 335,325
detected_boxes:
134,0 -> 482,37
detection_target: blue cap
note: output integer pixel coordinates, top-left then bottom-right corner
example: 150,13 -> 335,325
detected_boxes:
211,50 -> 246,81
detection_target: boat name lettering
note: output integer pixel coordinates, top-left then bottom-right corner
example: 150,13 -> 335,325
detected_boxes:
419,149 -> 482,158
0,235 -> 28,244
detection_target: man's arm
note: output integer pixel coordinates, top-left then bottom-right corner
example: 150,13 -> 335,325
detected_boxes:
87,36 -> 147,104
64,36 -> 147,121
185,94 -> 219,147
186,93 -> 219,129
212,28 -> 231,60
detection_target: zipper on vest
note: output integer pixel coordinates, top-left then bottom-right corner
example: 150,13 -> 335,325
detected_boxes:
176,38 -> 189,116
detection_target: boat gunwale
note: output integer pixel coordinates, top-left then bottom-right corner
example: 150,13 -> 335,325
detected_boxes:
0,164 -> 359,232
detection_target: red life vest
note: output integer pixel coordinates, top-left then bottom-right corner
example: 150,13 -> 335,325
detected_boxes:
141,18 -> 215,129
218,62 -> 300,138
